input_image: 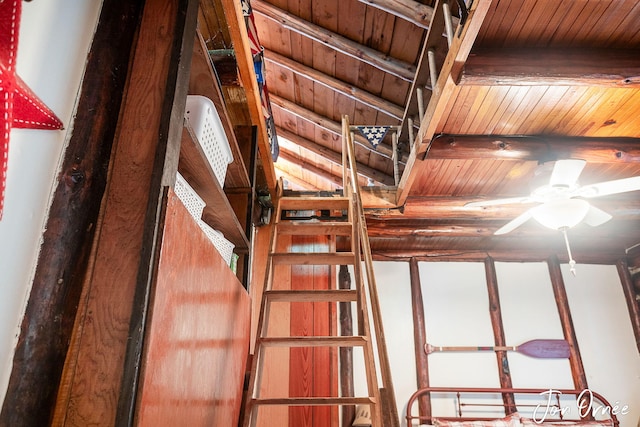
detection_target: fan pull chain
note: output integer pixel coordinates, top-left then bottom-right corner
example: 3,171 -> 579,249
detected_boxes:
561,228 -> 577,276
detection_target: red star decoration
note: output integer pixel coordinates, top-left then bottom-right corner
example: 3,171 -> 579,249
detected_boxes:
0,0 -> 63,219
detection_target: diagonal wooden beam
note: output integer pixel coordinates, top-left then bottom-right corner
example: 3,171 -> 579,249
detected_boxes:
427,135 -> 640,162
252,0 -> 415,82
397,0 -> 494,206
277,147 -> 344,187
276,126 -> 395,186
264,49 -> 405,120
460,48 -> 640,87
275,165 -> 323,191
354,0 -> 452,29
270,94 -> 408,163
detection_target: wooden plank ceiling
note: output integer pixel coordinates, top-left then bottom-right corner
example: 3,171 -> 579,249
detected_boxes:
206,0 -> 640,263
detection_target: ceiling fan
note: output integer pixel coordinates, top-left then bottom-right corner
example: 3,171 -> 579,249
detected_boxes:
466,159 -> 640,274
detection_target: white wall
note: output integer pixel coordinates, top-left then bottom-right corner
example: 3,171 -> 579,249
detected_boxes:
0,0 -> 102,404
352,261 -> 640,427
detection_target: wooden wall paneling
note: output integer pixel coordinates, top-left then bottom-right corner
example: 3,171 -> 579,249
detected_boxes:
257,233 -> 292,426
135,190 -> 250,426
339,265 -> 356,427
494,86 -> 550,135
288,235 -> 336,427
0,2 -> 144,426
52,1 -> 198,424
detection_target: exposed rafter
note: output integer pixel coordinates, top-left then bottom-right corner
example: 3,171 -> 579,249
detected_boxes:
367,196 -> 640,220
269,93 -> 408,163
354,0 -> 440,29
459,48 -> 640,87
264,49 -> 405,120
276,126 -> 395,186
252,0 -> 416,81
277,148 -> 344,187
426,135 -> 640,162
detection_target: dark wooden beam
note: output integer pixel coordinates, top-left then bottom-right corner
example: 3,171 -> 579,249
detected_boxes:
51,1 -> 199,424
0,3 -> 144,426
547,256 -> 589,392
427,135 -> 640,162
276,126 -> 395,186
460,48 -> 640,87
264,49 -> 405,121
409,258 -> 431,420
252,0 -> 415,82
616,259 -> 640,354
270,93 -> 408,163
484,257 -> 515,413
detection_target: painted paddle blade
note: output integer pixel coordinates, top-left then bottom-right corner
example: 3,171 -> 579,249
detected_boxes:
516,339 -> 570,358
425,339 -> 571,359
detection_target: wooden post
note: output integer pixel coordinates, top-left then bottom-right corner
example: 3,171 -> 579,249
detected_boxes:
0,3 -> 143,426
409,258 -> 431,421
339,265 -> 356,427
616,259 -> 640,354
484,257 -> 516,413
50,1 -> 199,424
547,256 -> 589,391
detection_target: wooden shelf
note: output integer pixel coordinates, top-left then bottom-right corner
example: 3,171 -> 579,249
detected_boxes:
178,123 -> 249,251
188,29 -> 251,190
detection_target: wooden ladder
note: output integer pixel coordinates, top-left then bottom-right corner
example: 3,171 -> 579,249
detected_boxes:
241,116 -> 398,427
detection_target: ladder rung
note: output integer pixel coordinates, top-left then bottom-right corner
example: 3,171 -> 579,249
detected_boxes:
265,289 -> 358,302
252,396 -> 376,406
260,336 -> 367,347
271,252 -> 355,265
277,221 -> 352,236
279,196 -> 350,211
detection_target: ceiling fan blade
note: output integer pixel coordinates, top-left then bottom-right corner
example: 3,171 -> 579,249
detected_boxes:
494,209 -> 533,235
582,205 -> 612,227
577,176 -> 640,198
465,196 -> 535,207
549,159 -> 586,188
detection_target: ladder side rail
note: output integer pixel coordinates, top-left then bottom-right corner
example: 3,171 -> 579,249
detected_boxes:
342,115 -> 383,426
243,184 -> 284,427
343,115 -> 400,427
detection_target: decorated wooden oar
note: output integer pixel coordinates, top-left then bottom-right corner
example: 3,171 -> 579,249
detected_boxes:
424,339 -> 570,359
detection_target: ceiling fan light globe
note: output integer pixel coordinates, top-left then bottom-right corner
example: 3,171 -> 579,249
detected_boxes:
531,199 -> 590,230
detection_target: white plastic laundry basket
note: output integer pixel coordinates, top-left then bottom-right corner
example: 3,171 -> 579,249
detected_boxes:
174,172 -> 205,221
185,95 -> 233,188
198,220 -> 235,265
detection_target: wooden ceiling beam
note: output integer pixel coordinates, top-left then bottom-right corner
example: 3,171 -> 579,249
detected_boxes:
460,48 -> 640,87
270,93 -> 408,163
263,49 -> 405,121
367,196 -> 640,220
354,0 -> 457,30
275,165 -> 323,191
427,135 -> 640,162
369,248 -> 627,264
365,218 -> 636,238
252,0 -> 416,82
276,126 -> 395,186
277,148 -> 344,187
